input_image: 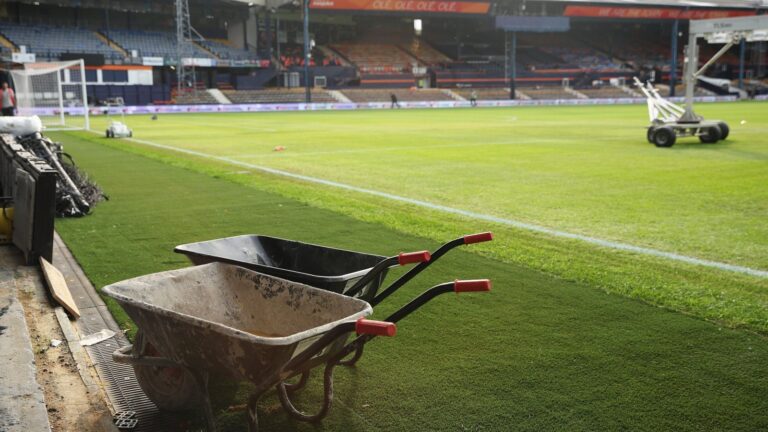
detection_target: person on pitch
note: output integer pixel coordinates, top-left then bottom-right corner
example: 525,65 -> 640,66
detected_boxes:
0,82 -> 16,117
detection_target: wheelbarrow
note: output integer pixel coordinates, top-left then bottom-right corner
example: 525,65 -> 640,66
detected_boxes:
105,262 -> 491,431
174,232 -> 493,303
174,232 -> 493,367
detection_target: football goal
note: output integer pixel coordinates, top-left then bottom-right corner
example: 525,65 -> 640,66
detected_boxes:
10,59 -> 90,131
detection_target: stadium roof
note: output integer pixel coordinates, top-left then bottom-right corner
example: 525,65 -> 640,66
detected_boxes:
541,0 -> 767,9
223,0 -> 768,9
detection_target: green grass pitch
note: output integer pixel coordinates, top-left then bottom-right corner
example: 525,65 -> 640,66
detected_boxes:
49,102 -> 768,430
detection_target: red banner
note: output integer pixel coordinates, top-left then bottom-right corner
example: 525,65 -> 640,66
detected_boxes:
563,5 -> 756,20
310,0 -> 490,14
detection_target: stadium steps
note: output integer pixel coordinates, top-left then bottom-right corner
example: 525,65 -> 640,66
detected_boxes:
395,45 -> 423,65
317,45 -> 357,68
442,89 -> 465,101
0,32 -> 17,52
401,39 -> 452,65
452,88 -> 531,101
327,90 -> 352,103
318,46 -> 352,66
515,89 -> 531,100
193,40 -> 221,60
207,88 -> 231,104
619,84 -> 643,98
95,31 -> 128,57
564,87 -> 588,99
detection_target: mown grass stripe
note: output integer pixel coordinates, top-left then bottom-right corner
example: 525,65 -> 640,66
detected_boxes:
106,132 -> 768,279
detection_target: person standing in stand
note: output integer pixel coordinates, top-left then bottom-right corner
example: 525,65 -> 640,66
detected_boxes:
0,82 -> 16,116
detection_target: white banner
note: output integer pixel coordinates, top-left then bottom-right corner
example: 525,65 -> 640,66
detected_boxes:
182,57 -> 216,67
12,52 -> 36,63
142,57 -> 165,66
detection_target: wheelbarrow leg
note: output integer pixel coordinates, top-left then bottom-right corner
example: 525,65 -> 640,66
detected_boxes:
191,371 -> 218,432
277,360 -> 336,422
247,393 -> 260,432
283,371 -> 311,393
337,343 -> 365,367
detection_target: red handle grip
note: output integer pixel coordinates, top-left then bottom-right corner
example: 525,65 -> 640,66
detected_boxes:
398,251 -> 431,266
356,319 -> 397,337
454,279 -> 492,293
463,232 -> 494,245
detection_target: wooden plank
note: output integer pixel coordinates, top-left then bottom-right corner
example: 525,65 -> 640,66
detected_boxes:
39,257 -> 80,319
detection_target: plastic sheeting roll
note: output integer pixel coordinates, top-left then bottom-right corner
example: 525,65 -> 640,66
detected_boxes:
0,116 -> 43,136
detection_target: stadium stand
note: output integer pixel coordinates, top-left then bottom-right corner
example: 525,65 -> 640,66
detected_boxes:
331,43 -> 422,73
453,88 -> 526,101
173,88 -> 220,105
403,39 -> 452,65
341,89 -> 454,103
223,89 -> 337,104
0,22 -> 119,60
518,86 -> 580,100
198,39 -> 256,61
577,86 -> 637,99
657,85 -> 714,97
108,30 -> 211,59
0,4 -> 758,107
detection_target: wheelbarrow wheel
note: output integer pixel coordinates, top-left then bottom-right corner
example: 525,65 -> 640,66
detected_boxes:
133,330 -> 201,411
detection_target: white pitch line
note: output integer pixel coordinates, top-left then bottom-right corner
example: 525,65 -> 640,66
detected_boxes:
108,133 -> 768,279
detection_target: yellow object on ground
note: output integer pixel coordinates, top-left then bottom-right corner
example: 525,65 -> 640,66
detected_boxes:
0,207 -> 13,244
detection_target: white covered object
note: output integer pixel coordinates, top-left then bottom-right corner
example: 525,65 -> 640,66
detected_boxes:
0,115 -> 43,136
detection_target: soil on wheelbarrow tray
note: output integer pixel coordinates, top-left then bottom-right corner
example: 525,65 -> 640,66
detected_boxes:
17,285 -> 116,431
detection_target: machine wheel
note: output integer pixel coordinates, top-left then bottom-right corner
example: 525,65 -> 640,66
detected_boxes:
646,127 -> 656,143
132,330 -> 201,411
717,122 -> 730,140
128,131 -> 133,138
653,127 -> 676,148
699,125 -> 722,144
105,129 -> 111,138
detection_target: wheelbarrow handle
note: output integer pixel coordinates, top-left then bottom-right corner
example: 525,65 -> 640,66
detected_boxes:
385,279 -> 491,324
463,232 -> 494,245
283,319 -> 396,373
454,279 -> 493,292
356,318 -> 397,337
369,232 -> 494,306
345,250 -> 431,298
341,279 -> 491,360
398,251 -> 431,265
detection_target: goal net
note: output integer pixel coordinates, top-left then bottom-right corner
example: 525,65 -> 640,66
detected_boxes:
10,60 -> 90,131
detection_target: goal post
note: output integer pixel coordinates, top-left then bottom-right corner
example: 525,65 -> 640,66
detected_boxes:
10,60 -> 90,131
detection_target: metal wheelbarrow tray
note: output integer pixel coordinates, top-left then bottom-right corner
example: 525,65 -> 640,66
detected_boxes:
174,235 -> 390,299
105,262 -> 491,431
174,232 -> 493,303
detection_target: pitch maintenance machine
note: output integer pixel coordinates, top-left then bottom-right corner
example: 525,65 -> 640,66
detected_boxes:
642,15 -> 768,148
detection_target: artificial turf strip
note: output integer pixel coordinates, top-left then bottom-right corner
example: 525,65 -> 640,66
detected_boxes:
54,132 -> 768,431
52,124 -> 768,334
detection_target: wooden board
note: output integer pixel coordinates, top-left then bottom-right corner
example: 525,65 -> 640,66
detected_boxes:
39,257 -> 80,319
